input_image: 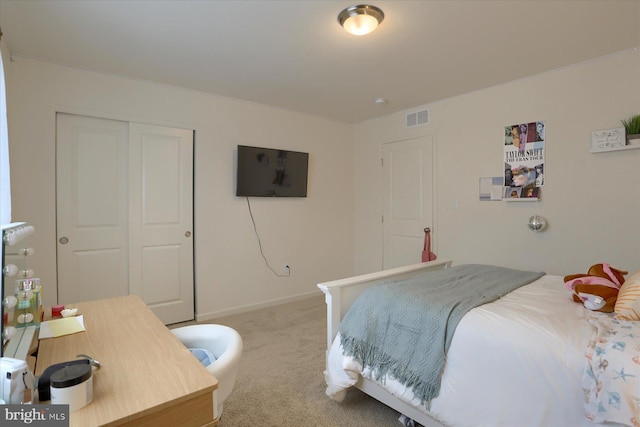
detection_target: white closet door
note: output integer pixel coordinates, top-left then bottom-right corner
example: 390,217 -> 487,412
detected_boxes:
382,136 -> 435,269
56,113 -> 130,303
128,123 -> 194,324
57,115 -> 194,324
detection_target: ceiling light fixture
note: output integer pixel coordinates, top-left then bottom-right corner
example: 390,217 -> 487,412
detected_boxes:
338,4 -> 384,36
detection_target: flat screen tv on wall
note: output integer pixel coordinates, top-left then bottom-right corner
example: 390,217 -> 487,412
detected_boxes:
236,145 -> 309,197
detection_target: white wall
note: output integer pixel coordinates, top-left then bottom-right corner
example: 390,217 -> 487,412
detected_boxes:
5,47 -> 640,319
5,57 -> 354,320
354,48 -> 640,276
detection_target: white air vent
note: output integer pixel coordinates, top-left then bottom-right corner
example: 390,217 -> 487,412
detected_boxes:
406,108 -> 429,127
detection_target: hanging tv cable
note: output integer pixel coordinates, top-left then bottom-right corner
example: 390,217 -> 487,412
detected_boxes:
245,197 -> 290,277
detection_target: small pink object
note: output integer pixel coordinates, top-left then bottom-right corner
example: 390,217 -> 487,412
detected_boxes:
52,304 -> 65,318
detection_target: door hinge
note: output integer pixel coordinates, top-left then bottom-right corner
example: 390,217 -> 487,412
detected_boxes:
381,158 -> 384,167
381,215 -> 384,223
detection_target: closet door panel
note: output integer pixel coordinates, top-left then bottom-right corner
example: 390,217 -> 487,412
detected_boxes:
56,113 -> 129,303
129,123 -> 194,324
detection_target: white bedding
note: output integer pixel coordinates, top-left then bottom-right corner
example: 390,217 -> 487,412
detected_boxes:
325,274 -> 630,427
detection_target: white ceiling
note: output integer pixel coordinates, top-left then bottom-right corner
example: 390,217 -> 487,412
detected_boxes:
0,0 -> 638,124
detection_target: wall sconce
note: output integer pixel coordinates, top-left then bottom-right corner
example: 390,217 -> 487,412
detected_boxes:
338,4 -> 384,36
527,215 -> 547,232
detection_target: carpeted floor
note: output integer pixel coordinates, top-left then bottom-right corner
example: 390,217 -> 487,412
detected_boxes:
196,295 -> 406,427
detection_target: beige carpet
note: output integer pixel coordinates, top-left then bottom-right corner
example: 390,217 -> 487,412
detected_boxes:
198,295 -> 405,427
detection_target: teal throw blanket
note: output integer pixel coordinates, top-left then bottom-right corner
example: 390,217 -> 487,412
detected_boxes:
339,264 -> 544,405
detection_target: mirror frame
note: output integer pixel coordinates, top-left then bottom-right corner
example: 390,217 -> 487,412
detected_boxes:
1,222 -> 32,357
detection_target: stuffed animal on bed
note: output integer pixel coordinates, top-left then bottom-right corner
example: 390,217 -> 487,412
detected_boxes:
564,263 -> 628,312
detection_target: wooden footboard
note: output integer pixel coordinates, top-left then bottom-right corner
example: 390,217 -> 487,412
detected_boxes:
317,259 -> 452,427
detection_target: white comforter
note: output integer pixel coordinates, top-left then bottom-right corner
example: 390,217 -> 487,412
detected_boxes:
325,274 -> 632,427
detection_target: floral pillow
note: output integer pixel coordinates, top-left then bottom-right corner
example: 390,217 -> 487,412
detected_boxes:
614,270 -> 640,320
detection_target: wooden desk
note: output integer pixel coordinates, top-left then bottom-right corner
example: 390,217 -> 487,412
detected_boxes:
35,295 -> 218,427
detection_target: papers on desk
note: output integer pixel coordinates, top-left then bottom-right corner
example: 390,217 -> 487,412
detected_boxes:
39,315 -> 86,339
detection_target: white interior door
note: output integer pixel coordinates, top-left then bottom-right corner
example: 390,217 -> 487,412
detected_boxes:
56,114 -> 194,324
56,114 -> 130,303
128,123 -> 194,324
382,136 -> 435,269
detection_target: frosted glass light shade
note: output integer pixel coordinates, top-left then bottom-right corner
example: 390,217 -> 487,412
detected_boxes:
343,14 -> 379,35
338,5 -> 384,36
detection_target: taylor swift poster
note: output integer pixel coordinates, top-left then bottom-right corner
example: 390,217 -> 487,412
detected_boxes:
504,121 -> 544,188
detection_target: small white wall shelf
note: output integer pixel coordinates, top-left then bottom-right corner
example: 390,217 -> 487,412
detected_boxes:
591,127 -> 640,153
590,142 -> 640,153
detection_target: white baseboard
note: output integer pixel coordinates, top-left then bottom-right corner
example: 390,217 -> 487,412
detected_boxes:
196,290 -> 321,322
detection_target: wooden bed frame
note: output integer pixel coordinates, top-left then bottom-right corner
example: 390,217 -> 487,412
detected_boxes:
317,259 -> 453,427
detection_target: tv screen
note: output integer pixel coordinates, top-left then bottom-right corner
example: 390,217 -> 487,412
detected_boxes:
236,145 -> 309,197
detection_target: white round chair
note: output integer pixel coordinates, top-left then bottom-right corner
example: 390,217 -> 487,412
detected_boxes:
171,324 -> 243,418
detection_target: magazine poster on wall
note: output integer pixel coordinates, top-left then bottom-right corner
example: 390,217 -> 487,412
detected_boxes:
504,121 -> 544,200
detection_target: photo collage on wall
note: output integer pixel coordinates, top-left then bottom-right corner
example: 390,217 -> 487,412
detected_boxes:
504,121 -> 544,200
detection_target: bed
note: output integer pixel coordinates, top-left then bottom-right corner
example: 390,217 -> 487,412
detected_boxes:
317,260 -> 638,427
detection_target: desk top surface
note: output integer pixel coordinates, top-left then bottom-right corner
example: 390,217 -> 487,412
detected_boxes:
36,295 -> 217,427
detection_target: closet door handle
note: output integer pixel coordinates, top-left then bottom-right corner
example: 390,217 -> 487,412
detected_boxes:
59,237 -> 69,244
185,231 -> 191,238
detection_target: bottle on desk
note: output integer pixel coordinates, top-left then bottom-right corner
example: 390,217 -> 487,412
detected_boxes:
14,278 -> 41,328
